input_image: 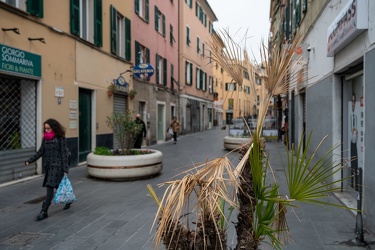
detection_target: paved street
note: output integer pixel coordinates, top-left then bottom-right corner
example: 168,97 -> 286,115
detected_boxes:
0,128 -> 374,249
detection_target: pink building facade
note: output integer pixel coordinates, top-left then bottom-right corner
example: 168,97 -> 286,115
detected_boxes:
132,0 -> 179,144
179,0 -> 217,133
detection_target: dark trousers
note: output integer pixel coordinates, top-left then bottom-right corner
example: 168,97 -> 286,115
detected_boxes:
173,132 -> 177,142
134,135 -> 143,149
45,186 -> 54,205
351,142 -> 358,190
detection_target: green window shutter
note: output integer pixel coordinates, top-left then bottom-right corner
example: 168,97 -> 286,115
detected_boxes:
154,6 -> 159,31
70,0 -> 80,36
170,25 -> 173,44
125,18 -> 131,61
190,63 -> 193,84
156,54 -> 160,84
135,41 -> 140,65
296,0 -> 301,25
27,0 -> 43,18
162,14 -> 166,37
197,37 -> 200,53
145,0 -> 149,22
186,27 -> 190,45
225,83 -> 228,91
185,61 -> 188,84
163,58 -> 167,86
146,48 -> 150,63
202,43 -> 205,57
302,0 -> 307,13
135,0 -> 139,15
94,0 -> 102,47
110,5 -> 117,55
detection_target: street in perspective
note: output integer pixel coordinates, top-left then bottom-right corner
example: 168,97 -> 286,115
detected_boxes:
0,129 -> 374,249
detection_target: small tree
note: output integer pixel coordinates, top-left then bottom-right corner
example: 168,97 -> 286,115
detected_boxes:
106,111 -> 142,155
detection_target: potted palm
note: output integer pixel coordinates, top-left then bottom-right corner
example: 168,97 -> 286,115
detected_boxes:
87,110 -> 163,180
147,31 -> 352,249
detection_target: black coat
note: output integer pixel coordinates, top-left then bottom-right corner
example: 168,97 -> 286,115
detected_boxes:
27,137 -> 69,188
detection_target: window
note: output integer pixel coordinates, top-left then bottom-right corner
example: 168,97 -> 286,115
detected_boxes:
2,0 -> 43,16
70,0 -> 102,46
135,0 -> 149,22
170,24 -> 175,45
196,67 -> 201,89
209,76 -> 213,94
185,61 -> 193,85
256,77 -> 261,85
135,41 -> 150,64
110,5 -> 131,60
195,2 -> 207,26
257,95 -> 260,105
225,82 -> 236,91
196,37 -> 200,54
170,64 -> 174,87
185,0 -> 192,8
156,54 -> 167,85
202,43 -> 205,57
243,70 -> 249,80
209,21 -> 214,34
201,71 -> 206,91
155,6 -> 166,36
186,26 -> 191,45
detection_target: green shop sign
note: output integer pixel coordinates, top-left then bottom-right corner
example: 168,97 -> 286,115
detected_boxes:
0,43 -> 41,78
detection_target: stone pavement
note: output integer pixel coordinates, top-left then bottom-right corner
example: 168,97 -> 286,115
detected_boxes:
0,128 -> 374,249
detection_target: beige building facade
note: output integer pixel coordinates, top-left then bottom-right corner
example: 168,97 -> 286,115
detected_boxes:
0,0 -> 133,183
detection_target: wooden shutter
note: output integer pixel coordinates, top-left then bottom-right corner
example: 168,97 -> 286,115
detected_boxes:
145,0 -> 149,22
135,0 -> 139,15
156,54 -> 160,84
110,5 -> 117,55
163,58 -> 167,86
94,0 -> 102,47
154,6 -> 159,31
146,48 -> 150,63
162,14 -> 166,37
125,18 -> 131,61
70,0 -> 80,36
27,0 -> 43,18
135,41 -> 140,65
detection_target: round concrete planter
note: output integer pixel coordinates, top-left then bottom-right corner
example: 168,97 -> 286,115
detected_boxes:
87,149 -> 163,180
223,136 -> 251,150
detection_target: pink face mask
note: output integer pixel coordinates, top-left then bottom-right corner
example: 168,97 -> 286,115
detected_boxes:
44,131 -> 55,141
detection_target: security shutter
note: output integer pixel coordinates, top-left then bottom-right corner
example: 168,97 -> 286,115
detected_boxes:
113,94 -> 127,149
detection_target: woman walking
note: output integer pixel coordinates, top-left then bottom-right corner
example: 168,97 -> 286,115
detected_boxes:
170,116 -> 180,144
25,118 -> 70,221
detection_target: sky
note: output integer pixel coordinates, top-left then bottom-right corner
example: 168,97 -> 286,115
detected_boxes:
207,0 -> 271,63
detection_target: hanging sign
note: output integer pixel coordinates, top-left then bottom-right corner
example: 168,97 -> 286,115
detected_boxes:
133,63 -> 155,79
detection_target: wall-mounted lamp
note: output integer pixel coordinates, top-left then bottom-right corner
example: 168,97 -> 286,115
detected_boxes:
2,28 -> 20,35
28,37 -> 46,44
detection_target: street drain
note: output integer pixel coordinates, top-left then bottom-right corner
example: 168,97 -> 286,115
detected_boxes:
0,232 -> 50,246
24,196 -> 46,204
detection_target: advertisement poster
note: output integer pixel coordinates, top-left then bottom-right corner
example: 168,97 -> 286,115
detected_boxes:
348,82 -> 364,189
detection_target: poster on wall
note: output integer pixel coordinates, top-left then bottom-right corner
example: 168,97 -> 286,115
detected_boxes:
348,80 -> 364,189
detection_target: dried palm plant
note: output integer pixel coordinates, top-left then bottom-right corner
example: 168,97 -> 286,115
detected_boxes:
148,30 -> 352,250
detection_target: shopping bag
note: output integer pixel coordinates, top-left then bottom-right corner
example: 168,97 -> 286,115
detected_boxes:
168,128 -> 173,135
54,175 -> 77,204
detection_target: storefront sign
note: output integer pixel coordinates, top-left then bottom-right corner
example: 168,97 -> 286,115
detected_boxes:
327,0 -> 368,57
133,63 -> 155,79
0,43 -> 42,78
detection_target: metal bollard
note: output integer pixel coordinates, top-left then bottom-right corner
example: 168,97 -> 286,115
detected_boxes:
354,167 -> 365,245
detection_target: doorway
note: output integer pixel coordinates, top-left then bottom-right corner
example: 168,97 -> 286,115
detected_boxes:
79,88 -> 92,162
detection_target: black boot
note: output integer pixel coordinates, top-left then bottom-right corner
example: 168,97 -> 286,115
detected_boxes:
35,202 -> 50,221
63,203 -> 72,210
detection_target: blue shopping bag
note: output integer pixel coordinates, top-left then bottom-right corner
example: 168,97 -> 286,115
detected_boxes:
54,175 -> 77,204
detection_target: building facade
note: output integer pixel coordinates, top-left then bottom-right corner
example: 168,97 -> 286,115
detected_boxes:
0,0 -> 133,183
270,0 -> 375,233
131,0 -> 179,145
178,0 -> 217,133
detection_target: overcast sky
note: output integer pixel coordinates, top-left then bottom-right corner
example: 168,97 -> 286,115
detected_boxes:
207,0 -> 271,62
